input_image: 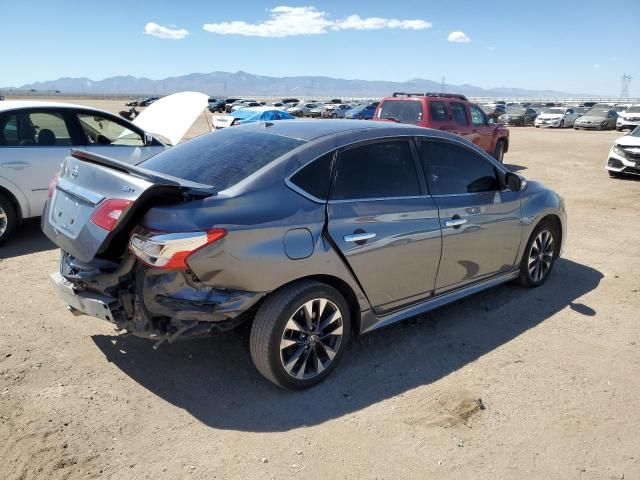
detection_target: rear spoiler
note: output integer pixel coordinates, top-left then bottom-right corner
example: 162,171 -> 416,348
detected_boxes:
70,149 -> 181,186
70,150 -> 216,197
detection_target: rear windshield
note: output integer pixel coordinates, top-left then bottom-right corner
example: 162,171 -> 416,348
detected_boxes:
377,100 -> 423,123
139,129 -> 305,190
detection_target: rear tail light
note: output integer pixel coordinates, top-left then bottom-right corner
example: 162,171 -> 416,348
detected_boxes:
90,199 -> 134,231
47,174 -> 59,198
129,229 -> 226,270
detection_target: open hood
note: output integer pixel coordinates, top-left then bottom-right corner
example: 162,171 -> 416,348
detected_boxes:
133,91 -> 208,145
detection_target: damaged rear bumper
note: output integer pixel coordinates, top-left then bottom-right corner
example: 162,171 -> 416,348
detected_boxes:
51,254 -> 267,343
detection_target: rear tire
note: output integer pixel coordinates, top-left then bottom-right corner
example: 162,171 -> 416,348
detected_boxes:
517,220 -> 559,288
0,193 -> 17,245
250,280 -> 351,390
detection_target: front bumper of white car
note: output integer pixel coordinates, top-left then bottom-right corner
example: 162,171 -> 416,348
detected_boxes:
605,145 -> 640,175
616,117 -> 640,131
535,118 -> 562,127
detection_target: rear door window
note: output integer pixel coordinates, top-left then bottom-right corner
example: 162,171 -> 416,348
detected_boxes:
140,128 -> 306,190
469,105 -> 487,126
376,100 -> 424,123
421,140 -> 499,195
0,111 -> 72,146
429,101 -> 449,122
331,141 -> 420,200
449,102 -> 469,126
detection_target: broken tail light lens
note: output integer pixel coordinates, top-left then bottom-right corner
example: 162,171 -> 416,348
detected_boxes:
91,199 -> 134,231
129,229 -> 227,270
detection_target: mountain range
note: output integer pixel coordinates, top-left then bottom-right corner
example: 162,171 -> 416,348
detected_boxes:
5,71 -> 596,99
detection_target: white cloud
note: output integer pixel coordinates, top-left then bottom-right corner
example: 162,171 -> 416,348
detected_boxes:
144,22 -> 189,40
448,31 -> 470,43
203,6 -> 431,37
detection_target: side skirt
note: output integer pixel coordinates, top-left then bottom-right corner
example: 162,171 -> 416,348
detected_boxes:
359,270 -> 519,334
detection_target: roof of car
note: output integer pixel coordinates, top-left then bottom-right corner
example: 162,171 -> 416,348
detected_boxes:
238,119 -> 428,142
0,100 -> 106,114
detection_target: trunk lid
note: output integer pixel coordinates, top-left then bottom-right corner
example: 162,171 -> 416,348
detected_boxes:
42,150 -> 213,262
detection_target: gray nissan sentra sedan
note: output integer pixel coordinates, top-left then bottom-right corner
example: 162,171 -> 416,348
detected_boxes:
42,120 -> 567,389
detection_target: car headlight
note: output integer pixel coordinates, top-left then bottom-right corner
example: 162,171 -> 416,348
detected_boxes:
612,145 -> 626,156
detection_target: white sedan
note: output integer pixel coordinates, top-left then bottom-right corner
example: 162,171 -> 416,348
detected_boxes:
0,92 -> 208,244
534,107 -> 579,128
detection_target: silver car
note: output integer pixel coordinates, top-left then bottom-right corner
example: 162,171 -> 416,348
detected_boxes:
0,94 -> 207,244
42,120 -> 567,390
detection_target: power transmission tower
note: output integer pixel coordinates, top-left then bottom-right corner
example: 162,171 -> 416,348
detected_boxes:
620,73 -> 632,98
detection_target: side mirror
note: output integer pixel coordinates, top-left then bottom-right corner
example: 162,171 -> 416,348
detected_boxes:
505,172 -> 522,191
488,118 -> 495,125
144,133 -> 154,146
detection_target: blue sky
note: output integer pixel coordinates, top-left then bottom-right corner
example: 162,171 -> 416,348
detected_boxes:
1,0 -> 639,95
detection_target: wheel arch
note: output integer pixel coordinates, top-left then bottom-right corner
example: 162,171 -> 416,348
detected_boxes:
538,213 -> 563,255
0,184 -> 25,224
260,274 -> 363,335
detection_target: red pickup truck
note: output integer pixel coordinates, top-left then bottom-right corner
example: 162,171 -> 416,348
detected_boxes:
373,92 -> 510,162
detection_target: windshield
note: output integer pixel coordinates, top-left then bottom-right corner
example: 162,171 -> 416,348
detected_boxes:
546,108 -> 566,115
377,100 -> 423,123
139,129 -> 306,190
585,109 -> 609,118
506,107 -> 524,114
624,106 -> 640,113
591,103 -> 612,109
231,109 -> 261,120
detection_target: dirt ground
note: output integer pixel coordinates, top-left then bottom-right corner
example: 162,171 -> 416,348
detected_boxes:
1,98 -> 639,480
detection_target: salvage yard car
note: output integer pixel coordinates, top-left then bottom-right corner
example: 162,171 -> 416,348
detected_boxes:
616,105 -> 640,131
605,126 -> 640,177
0,92 -> 208,244
498,107 -> 539,126
574,109 -> 618,130
534,107 -> 578,128
42,120 -> 566,390
211,106 -> 295,129
374,92 -> 510,162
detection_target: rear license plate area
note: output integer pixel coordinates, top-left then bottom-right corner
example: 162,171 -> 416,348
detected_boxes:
50,190 -> 94,238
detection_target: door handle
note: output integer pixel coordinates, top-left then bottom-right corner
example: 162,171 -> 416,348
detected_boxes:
445,217 -> 467,228
1,161 -> 29,170
344,232 -> 376,243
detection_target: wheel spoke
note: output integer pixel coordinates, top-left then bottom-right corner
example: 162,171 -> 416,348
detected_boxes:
313,346 -> 326,374
302,301 -> 314,330
284,317 -> 308,334
318,341 -> 337,361
319,309 -> 341,332
295,349 -> 312,379
283,346 -> 305,374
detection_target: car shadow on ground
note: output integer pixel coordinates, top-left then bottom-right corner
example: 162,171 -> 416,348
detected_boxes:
92,258 -> 602,432
0,218 -> 55,259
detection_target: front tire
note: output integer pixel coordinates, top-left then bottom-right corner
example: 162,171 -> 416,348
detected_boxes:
559,120 -> 565,128
517,221 -> 559,288
0,193 -> 17,245
250,281 -> 351,390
